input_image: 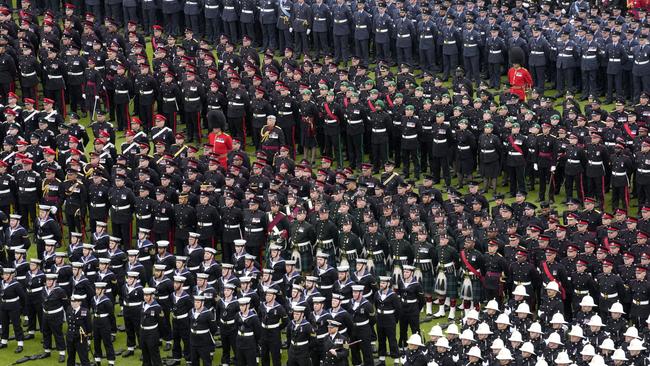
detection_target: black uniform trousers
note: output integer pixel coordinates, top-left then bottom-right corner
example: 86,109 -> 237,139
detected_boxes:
639,182 -> 650,206
396,46 -> 412,65
42,313 -> 66,354
138,104 -> 154,133
66,335 -> 90,366
220,329 -> 236,365
111,221 -> 131,250
164,12 -> 180,36
377,318 -> 398,359
25,295 -> 42,333
431,155 -> 450,186
142,9 -> 157,35
509,165 -> 526,196
236,343 -> 257,366
376,42 -> 390,62
488,63 -> 502,88
564,173 -> 584,201
346,133 -> 363,170
419,48 -> 435,73
557,67 -> 576,94
123,307 -> 141,349
1,307 -> 23,341
228,116 -> 245,146
185,15 -> 202,36
260,328 -> 282,366
607,72 -> 624,101
463,55 -> 480,85
586,175 -> 605,204
287,344 -> 311,366
172,319 -> 191,362
185,111 -> 202,141
401,147 -> 420,178
93,318 -> 115,362
140,328 -> 162,366
295,32 -> 309,55
351,324 -> 374,366
324,134 -> 343,167
371,142 -> 388,172
18,201 -> 36,231
205,18 -> 221,42
354,38 -> 369,63
633,75 -> 650,102
68,85 -> 84,114
398,311 -> 419,348
611,184 -> 629,210
333,35 -> 349,63
65,211 -> 83,238
531,65 -> 546,91
262,24 -> 277,50
538,166 -> 551,201
114,102 -> 129,131
190,343 -> 212,366
582,70 -> 598,97
442,54 -> 458,80
278,29 -> 292,51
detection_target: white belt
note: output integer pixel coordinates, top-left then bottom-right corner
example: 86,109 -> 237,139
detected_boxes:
44,307 -> 64,315
157,217 -> 170,221
634,300 -> 650,305
444,40 -> 456,44
221,319 -> 235,324
140,90 -> 154,95
321,239 -> 334,244
125,302 -> 143,307
224,224 -> 240,229
639,169 -> 650,174
21,71 -> 36,77
567,159 -> 580,164
372,250 -> 383,255
68,71 -> 84,76
91,203 -> 106,208
188,266 -> 200,271
609,58 -> 621,62
398,34 -> 411,38
508,151 -> 523,156
157,295 -> 169,300
186,97 -> 200,102
113,205 -> 131,210
247,228 -> 264,232
355,320 -> 369,326
224,6 -> 234,9
348,120 -> 362,124
334,19 -> 347,23
377,29 -> 388,33
372,128 -> 386,133
356,25 -> 367,29
96,249 -> 107,254
458,146 -> 470,150
3,297 -> 19,302
402,135 -> 417,139
296,241 -> 311,247
191,329 -> 211,334
261,8 -> 274,12
464,44 -> 477,47
613,171 -> 627,176
531,51 -> 544,55
421,35 -> 433,39
292,340 -> 309,346
253,114 -> 267,118
136,214 -> 152,220
20,187 -> 37,192
262,322 -> 280,329
582,55 -> 596,59
163,97 -> 177,102
86,272 -> 97,276
0,189 -> 9,194
588,161 -> 603,165
345,250 -> 357,255
481,149 -> 495,153
58,282 -> 69,286
405,299 -> 418,303
377,309 -> 394,314
28,287 -> 43,293
636,60 -> 650,65
490,50 -> 502,54
443,262 -> 454,268
94,313 -> 110,318
205,4 -> 218,8
175,313 -> 189,319
434,139 -> 447,143
320,285 -> 333,290
16,276 -> 26,281
600,292 -> 618,299
198,222 -> 213,227
39,235 -> 54,239
138,257 -> 150,262
231,102 -> 244,106
559,53 -> 573,57
605,142 -> 616,146
242,9 -> 253,13
325,119 -> 337,124
514,281 -> 531,286
317,333 -> 328,339
279,111 -> 293,116
116,90 -> 129,94
141,324 -> 158,330
49,75 -> 63,79
416,259 -> 432,263
574,290 -> 590,295
422,126 -> 433,130
238,331 -> 254,336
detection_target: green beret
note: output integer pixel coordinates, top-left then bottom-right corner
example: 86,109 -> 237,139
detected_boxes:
405,105 -> 415,111
484,123 -> 494,129
415,86 -> 424,92
350,92 -> 359,98
340,81 -> 349,87
387,81 -> 396,87
511,122 -> 520,128
374,100 -> 386,109
532,124 -> 541,129
327,91 -> 335,96
459,119 -> 468,125
365,79 -> 376,85
369,89 -> 379,94
442,93 -> 450,98
301,89 -> 312,95
423,99 -> 431,104
551,114 -> 560,119
319,85 -> 329,90
395,93 -> 404,98
436,112 -> 445,117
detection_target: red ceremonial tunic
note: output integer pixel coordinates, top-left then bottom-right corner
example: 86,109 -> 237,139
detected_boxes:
209,132 -> 233,168
508,66 -> 533,101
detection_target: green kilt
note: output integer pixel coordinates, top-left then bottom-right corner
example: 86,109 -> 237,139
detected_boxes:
460,276 -> 482,302
291,247 -> 313,273
421,271 -> 435,294
435,270 -> 458,298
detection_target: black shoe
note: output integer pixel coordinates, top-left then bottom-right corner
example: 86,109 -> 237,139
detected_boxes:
0,343 -> 7,349
59,354 -> 65,363
24,334 -> 35,340
122,350 -> 134,358
166,360 -> 180,366
15,346 -> 23,353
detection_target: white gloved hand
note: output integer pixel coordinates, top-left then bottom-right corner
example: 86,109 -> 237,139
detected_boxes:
50,206 -> 58,215
306,29 -> 311,35
551,166 -> 556,172
82,94 -> 86,99
534,163 -> 538,171
400,356 -> 407,364
289,27 -> 293,32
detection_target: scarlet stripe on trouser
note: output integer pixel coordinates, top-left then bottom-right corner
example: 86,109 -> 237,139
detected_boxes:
601,177 -> 606,210
61,90 -> 67,116
197,112 -> 202,143
624,186 -> 630,212
242,117 -> 247,147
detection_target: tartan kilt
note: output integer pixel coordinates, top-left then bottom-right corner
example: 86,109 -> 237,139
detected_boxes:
421,270 -> 435,294
435,271 -> 458,298
292,248 -> 313,273
371,260 -> 387,277
460,276 -> 482,302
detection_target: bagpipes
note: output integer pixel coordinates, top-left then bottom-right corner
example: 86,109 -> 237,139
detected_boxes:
302,116 -> 316,137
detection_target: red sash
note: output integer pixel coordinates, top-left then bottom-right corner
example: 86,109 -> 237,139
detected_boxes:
267,213 -> 286,236
324,103 -> 338,123
386,94 -> 394,108
367,99 -> 376,112
623,123 -> 636,140
460,250 -> 484,283
508,135 -> 525,154
541,261 -> 566,300
343,97 -> 349,108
